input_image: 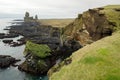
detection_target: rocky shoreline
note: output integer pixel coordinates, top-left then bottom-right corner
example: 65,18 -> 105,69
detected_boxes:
0,33 -> 19,39
2,37 -> 26,47
0,12 -> 82,75
0,55 -> 21,68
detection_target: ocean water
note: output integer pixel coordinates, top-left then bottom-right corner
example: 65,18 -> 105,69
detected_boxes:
0,19 -> 48,80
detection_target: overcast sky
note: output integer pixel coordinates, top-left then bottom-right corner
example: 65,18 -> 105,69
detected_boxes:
0,0 -> 119,19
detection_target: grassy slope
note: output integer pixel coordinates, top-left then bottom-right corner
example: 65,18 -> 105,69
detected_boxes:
50,31 -> 120,80
38,19 -> 74,28
102,5 -> 120,30
25,41 -> 51,58
50,5 -> 120,80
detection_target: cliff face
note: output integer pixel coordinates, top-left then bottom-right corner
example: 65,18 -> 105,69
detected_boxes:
48,5 -> 120,79
82,9 -> 113,40
63,5 -> 120,46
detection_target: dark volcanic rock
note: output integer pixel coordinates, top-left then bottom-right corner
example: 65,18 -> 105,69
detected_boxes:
4,33 -> 19,38
0,55 -> 21,68
18,55 -> 56,75
2,40 -> 13,44
10,42 -> 25,47
0,33 -> 19,39
9,20 -> 61,49
18,61 -> 48,75
0,33 -> 5,39
17,37 -> 26,42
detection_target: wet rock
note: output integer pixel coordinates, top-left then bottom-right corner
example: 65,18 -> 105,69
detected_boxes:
0,33 -> 19,39
17,37 -> 26,42
12,59 -> 21,67
10,42 -> 25,47
8,17 -> 61,49
18,59 -> 50,75
0,55 -> 21,68
0,33 -> 5,39
4,33 -> 19,38
2,40 -> 13,44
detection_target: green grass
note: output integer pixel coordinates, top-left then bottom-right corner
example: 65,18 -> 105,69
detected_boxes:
102,5 -> 120,30
106,74 -> 120,80
81,56 -> 104,64
50,32 -> 120,80
25,41 -> 51,58
97,48 -> 110,56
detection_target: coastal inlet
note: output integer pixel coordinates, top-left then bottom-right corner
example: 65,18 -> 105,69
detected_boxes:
0,19 -> 48,80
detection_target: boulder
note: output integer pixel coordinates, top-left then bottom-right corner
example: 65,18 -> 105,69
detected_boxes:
2,40 -> 13,44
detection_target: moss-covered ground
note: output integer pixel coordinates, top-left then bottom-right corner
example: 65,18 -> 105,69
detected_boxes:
25,41 -> 51,58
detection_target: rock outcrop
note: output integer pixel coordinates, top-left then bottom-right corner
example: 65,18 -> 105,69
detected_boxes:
0,55 -> 21,68
63,6 -> 119,46
18,41 -> 57,75
24,12 -> 38,22
9,15 -> 61,50
82,9 -> 113,40
8,12 -> 64,75
0,33 -> 19,39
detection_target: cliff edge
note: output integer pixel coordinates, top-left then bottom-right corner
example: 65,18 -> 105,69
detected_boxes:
48,5 -> 120,80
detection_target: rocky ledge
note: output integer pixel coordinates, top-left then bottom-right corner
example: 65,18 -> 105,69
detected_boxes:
0,55 -> 21,68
